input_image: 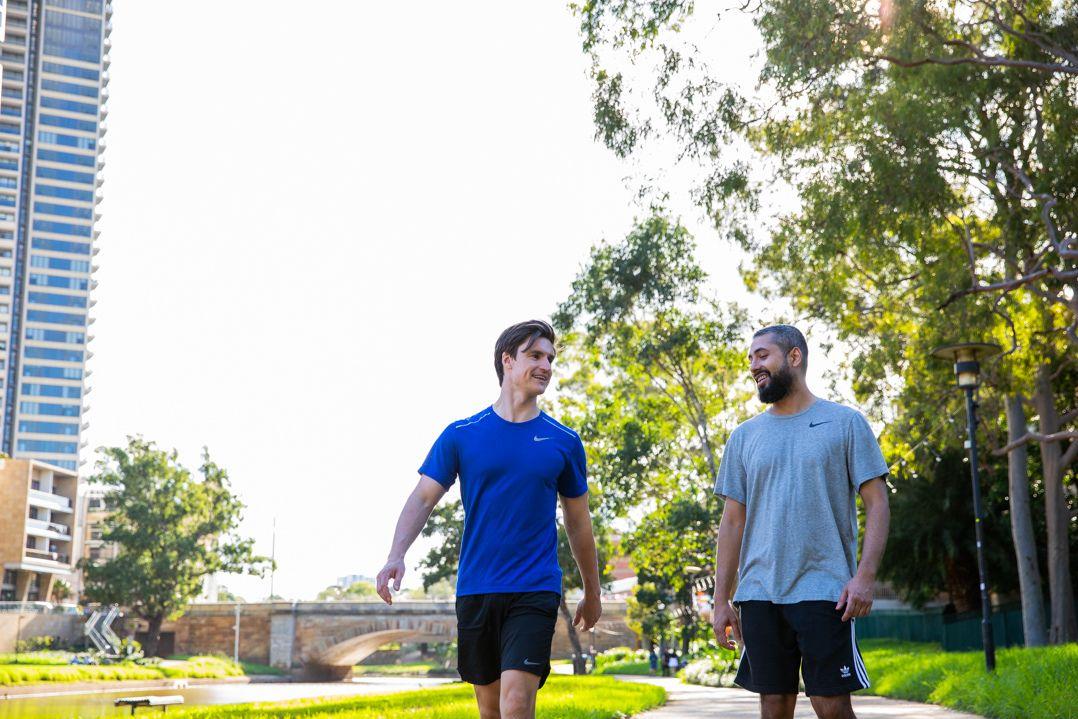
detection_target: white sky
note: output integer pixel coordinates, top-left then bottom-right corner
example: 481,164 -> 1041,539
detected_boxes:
85,1 -> 810,601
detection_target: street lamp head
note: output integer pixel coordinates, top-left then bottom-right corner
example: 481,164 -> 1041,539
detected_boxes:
931,343 -> 1001,389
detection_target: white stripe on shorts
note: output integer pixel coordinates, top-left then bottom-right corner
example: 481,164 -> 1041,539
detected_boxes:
851,619 -> 870,688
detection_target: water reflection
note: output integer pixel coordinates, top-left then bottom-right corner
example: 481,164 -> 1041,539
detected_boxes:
0,677 -> 456,719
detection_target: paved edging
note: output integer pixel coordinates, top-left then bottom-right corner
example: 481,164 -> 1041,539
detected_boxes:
616,676 -> 985,718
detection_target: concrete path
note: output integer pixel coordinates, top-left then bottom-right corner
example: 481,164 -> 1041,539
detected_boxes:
617,677 -> 985,718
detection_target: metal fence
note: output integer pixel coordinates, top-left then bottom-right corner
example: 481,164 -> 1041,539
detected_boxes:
857,603 -> 1027,651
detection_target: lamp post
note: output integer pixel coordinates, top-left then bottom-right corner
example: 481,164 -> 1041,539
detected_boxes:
931,342 -> 1001,672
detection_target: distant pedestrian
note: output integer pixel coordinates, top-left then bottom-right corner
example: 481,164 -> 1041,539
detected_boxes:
648,646 -> 658,675
667,651 -> 679,675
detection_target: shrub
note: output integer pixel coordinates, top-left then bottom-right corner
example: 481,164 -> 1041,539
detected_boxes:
681,648 -> 739,687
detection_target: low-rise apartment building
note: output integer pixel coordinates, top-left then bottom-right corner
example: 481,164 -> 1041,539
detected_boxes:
0,457 -> 79,601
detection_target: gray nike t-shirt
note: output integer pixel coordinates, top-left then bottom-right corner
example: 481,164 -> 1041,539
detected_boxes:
714,399 -> 888,603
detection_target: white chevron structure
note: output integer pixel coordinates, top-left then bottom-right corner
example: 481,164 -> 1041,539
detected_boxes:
84,604 -> 120,655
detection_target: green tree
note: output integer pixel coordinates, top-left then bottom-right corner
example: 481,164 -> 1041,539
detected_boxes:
417,501 -> 464,591
316,580 -> 377,601
553,213 -> 751,655
574,0 -> 1077,644
80,437 -> 270,656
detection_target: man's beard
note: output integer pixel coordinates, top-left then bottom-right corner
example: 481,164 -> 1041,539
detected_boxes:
757,362 -> 794,404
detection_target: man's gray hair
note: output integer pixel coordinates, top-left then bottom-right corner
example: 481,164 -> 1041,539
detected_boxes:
753,324 -> 808,371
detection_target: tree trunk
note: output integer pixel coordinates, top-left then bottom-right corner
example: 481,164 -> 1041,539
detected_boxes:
559,596 -> 586,674
1005,394 -> 1048,647
1033,368 -> 1077,643
142,614 -> 164,658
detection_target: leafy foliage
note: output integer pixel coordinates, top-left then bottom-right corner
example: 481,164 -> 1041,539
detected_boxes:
81,437 -> 269,655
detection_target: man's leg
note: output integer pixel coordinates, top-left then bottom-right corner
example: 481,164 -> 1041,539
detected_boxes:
499,669 -> 541,719
760,693 -> 797,719
473,680 -> 501,719
809,694 -> 855,719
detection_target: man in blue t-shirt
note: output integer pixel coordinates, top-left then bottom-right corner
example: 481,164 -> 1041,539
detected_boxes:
376,319 -> 602,719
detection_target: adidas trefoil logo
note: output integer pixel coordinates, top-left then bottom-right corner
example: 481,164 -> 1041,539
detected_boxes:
840,665 -> 851,678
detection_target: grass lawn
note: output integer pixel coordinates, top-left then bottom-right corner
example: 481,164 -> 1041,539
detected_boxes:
859,639 -> 1078,719
0,653 -> 248,685
352,662 -> 438,676
172,675 -> 666,718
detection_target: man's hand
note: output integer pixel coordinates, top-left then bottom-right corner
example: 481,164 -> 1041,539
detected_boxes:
574,593 -> 602,631
836,573 -> 874,621
376,558 -> 406,605
711,599 -> 741,651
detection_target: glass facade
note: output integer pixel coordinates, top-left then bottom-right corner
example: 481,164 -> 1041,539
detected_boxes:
0,0 -> 110,471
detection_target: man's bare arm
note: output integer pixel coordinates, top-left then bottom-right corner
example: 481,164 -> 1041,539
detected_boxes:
712,498 -> 746,650
375,476 -> 447,604
561,492 -> 602,630
837,477 -> 890,621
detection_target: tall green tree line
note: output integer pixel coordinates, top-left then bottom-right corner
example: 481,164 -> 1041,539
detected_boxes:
574,0 -> 1077,644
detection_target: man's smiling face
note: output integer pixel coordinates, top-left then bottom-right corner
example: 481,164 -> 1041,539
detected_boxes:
748,334 -> 795,404
504,337 -> 555,396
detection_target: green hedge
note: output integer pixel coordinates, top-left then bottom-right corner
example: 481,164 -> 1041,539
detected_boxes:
860,639 -> 1077,719
172,676 -> 667,718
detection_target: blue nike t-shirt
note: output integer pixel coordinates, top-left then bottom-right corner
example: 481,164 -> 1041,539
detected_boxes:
418,406 -> 589,597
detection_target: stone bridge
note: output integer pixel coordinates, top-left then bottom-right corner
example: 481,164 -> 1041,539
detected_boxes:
161,599 -> 634,680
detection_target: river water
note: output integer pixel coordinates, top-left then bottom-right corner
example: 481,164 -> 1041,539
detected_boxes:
0,677 -> 457,718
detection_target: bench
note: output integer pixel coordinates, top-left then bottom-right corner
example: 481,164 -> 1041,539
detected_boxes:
113,695 -> 185,715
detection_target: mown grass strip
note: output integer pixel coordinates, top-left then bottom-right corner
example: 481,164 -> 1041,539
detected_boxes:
0,654 -> 245,685
859,639 -> 1078,719
172,676 -> 666,719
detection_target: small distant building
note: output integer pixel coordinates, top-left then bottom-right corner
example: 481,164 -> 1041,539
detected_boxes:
336,573 -> 374,588
0,458 -> 79,602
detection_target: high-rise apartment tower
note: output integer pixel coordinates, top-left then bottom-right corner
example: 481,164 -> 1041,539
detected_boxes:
0,0 -> 110,471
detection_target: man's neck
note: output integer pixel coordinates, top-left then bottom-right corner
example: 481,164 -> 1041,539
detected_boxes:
493,385 -> 541,423
767,383 -> 817,416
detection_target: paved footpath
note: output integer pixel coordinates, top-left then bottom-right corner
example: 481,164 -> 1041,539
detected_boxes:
616,677 -> 985,718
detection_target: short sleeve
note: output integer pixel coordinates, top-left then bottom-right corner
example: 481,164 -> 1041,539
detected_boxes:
418,424 -> 459,489
716,429 -> 747,503
847,412 -> 889,489
557,438 -> 588,498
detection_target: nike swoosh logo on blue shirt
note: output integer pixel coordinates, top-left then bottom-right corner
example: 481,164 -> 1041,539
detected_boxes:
533,436 -> 551,442
809,421 -> 832,428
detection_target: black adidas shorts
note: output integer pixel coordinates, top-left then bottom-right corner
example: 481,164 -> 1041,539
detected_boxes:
735,600 -> 870,697
455,591 -> 560,688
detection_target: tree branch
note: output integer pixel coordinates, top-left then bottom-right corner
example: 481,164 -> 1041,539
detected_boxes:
993,430 -> 1078,457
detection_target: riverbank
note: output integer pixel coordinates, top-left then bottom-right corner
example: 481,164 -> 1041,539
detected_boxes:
0,675 -> 258,700
0,654 -> 269,688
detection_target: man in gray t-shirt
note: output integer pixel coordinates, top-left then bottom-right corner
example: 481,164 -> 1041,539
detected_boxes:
711,325 -> 890,719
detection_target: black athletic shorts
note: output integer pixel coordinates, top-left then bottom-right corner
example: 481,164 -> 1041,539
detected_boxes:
455,591 -> 560,688
735,600 -> 870,697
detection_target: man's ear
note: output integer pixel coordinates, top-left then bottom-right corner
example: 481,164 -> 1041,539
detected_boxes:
502,350 -> 514,376
788,347 -> 803,370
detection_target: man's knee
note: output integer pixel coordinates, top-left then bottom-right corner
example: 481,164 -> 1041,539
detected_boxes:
809,694 -> 855,719
473,681 -> 501,719
499,671 -> 540,719
500,685 -> 536,718
760,693 -> 797,719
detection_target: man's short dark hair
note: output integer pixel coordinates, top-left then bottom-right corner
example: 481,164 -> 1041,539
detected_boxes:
753,324 -> 808,372
494,320 -> 556,385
